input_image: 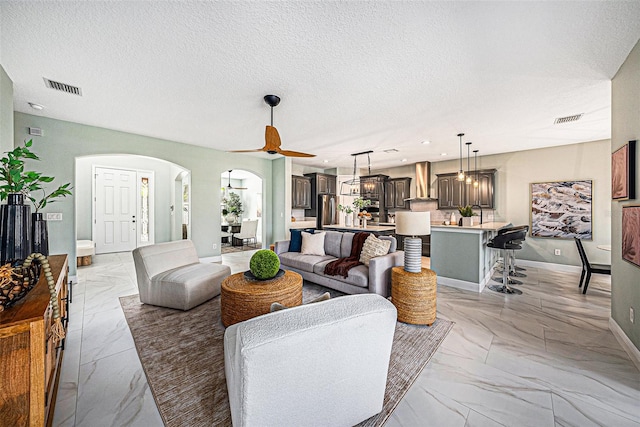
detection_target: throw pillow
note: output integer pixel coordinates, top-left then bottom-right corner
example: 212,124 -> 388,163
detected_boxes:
359,234 -> 392,266
289,229 -> 303,252
270,292 -> 331,312
301,231 -> 326,256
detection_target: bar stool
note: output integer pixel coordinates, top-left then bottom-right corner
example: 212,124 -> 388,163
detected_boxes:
487,230 -> 522,295
497,225 -> 529,278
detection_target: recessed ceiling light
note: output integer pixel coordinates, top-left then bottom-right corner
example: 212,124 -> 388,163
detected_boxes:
323,160 -> 329,163
28,102 -> 44,110
401,158 -> 407,162
421,140 -> 431,145
440,152 -> 447,156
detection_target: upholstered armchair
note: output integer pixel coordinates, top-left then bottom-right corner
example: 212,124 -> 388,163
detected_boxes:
224,293 -> 397,426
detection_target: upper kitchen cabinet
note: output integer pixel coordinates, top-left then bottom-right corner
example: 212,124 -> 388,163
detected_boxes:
291,175 -> 311,209
436,170 -> 495,209
384,177 -> 411,209
360,174 -> 388,200
304,173 -> 337,195
304,173 -> 337,213
468,170 -> 496,209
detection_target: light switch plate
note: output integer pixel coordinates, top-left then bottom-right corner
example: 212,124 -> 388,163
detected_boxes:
46,213 -> 63,221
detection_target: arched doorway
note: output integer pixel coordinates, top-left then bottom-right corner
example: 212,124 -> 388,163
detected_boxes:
75,154 -> 190,254
221,169 -> 263,249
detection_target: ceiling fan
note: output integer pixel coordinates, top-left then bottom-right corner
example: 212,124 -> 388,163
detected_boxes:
225,170 -> 247,190
230,95 -> 316,158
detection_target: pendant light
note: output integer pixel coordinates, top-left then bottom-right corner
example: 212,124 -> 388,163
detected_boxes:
473,150 -> 479,188
465,142 -> 472,184
457,133 -> 465,181
340,150 -> 373,196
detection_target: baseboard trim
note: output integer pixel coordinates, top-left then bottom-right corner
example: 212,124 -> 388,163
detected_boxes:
438,276 -> 482,293
516,259 -> 582,274
609,317 -> 640,372
200,256 -> 222,263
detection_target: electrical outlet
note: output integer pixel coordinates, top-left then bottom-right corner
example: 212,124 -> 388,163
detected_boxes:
631,307 -> 635,324
46,212 -> 63,221
212,243 -> 217,250
554,249 -> 561,256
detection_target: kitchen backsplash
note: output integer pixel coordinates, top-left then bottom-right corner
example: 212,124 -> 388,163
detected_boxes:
409,200 -> 494,223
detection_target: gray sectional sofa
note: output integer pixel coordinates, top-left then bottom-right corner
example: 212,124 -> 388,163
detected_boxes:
274,230 -> 403,297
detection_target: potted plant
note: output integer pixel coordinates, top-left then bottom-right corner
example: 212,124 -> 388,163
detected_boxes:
353,197 -> 372,227
222,192 -> 243,223
0,140 -> 57,263
28,183 -> 73,255
458,205 -> 475,226
338,204 -> 354,226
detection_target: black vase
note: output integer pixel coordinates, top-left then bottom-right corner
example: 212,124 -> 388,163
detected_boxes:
31,212 -> 49,256
0,193 -> 32,264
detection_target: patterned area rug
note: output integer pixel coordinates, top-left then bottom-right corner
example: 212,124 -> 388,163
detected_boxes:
120,283 -> 453,427
220,244 -> 259,254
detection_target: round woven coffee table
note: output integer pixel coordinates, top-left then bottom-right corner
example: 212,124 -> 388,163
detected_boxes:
391,266 -> 437,325
221,270 -> 303,327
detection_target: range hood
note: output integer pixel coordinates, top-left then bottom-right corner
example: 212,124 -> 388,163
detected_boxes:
405,162 -> 437,201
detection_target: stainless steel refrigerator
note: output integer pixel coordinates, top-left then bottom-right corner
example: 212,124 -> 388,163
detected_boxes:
316,194 -> 337,229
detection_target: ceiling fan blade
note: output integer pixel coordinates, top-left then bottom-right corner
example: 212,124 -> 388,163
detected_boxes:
277,149 -> 316,158
229,148 -> 266,153
265,125 -> 282,152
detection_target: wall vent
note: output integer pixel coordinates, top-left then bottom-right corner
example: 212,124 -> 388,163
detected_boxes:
43,78 -> 82,96
29,127 -> 43,136
554,113 -> 583,124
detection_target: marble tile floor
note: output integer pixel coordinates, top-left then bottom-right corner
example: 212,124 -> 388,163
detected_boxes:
53,251 -> 639,427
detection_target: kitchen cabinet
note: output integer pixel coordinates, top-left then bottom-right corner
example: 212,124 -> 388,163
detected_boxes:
292,176 -> 311,209
436,170 -> 495,209
395,234 -> 430,256
468,171 -> 495,209
359,174 -> 388,200
384,178 -> 411,210
304,173 -> 337,216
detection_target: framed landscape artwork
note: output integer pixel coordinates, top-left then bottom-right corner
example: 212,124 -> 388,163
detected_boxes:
612,140 -> 636,200
530,180 -> 592,239
622,205 -> 640,268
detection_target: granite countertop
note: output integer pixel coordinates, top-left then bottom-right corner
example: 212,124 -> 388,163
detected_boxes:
431,221 -> 511,232
324,225 -> 397,232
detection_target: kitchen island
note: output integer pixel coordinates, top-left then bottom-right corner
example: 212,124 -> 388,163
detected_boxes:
323,224 -> 396,236
430,222 -> 511,292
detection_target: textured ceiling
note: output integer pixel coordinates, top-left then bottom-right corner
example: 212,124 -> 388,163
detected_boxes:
1,1 -> 640,170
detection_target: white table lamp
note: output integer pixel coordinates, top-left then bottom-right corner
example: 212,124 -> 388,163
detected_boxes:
395,211 -> 431,273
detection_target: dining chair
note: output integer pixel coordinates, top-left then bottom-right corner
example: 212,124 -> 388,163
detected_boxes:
574,237 -> 611,294
233,220 -> 259,248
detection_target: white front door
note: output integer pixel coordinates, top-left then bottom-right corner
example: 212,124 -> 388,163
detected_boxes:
94,167 -> 137,254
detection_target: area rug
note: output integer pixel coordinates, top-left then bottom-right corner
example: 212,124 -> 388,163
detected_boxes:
220,244 -> 259,254
120,284 -> 453,427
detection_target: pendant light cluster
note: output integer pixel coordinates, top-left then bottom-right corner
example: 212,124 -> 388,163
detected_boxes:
456,132 -> 480,187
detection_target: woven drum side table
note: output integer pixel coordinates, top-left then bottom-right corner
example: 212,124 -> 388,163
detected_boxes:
221,270 -> 303,327
391,266 -> 437,326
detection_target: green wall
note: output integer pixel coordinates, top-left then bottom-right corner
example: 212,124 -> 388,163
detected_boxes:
611,39 -> 640,351
0,64 -> 12,153
14,112 -> 286,275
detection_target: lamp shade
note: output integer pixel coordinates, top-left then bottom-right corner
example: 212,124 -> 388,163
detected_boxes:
395,211 -> 431,236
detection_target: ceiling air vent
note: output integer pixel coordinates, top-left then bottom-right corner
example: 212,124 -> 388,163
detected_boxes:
554,113 -> 583,124
383,149 -> 399,153
43,78 -> 82,96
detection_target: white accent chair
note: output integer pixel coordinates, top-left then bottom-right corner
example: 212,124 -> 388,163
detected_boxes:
132,240 -> 230,310
224,293 -> 397,426
232,219 -> 258,247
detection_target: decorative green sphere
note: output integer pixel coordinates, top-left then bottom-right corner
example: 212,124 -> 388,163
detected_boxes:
249,249 -> 281,279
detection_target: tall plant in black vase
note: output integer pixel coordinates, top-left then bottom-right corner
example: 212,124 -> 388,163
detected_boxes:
28,183 -> 72,256
0,140 -> 65,264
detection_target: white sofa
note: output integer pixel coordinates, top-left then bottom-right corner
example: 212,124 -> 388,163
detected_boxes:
132,240 -> 231,310
224,293 -> 397,427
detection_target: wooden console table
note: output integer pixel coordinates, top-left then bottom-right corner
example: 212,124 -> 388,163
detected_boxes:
0,254 -> 69,427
